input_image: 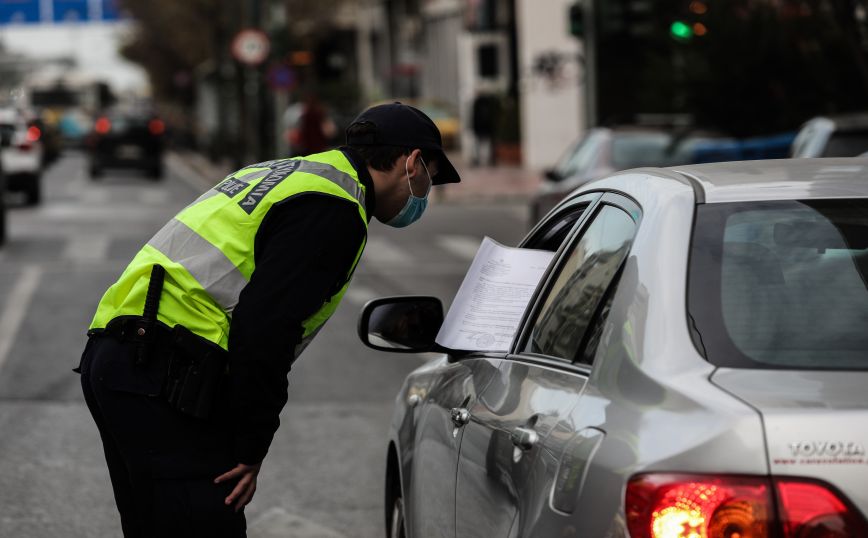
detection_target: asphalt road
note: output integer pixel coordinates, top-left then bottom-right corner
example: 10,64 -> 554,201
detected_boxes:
0,152 -> 529,537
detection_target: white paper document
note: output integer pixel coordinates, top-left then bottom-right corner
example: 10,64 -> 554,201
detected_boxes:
436,237 -> 555,351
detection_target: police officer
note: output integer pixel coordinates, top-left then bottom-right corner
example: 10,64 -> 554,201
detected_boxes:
78,103 -> 460,537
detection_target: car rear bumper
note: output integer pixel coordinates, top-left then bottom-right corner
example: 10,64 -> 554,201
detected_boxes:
5,171 -> 39,192
2,152 -> 42,175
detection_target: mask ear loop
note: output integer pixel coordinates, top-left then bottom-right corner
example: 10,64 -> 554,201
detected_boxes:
412,157 -> 433,197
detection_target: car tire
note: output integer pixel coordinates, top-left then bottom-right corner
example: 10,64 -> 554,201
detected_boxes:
25,175 -> 41,206
388,496 -> 406,538
148,162 -> 163,181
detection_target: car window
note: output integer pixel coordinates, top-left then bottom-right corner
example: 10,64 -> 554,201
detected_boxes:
524,204 -> 637,362
522,193 -> 600,252
688,199 -> 868,369
611,133 -> 672,168
554,131 -> 605,178
821,130 -> 868,157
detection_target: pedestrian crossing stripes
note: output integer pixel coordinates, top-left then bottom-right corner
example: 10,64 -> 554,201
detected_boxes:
62,236 -> 111,263
363,237 -> 413,265
436,235 -> 481,261
343,285 -> 378,306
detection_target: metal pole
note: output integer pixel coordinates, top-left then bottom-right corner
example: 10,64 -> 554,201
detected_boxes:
585,0 -> 597,128
243,0 -> 262,164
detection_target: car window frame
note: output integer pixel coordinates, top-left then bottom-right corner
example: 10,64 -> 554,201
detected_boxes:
510,191 -> 642,372
522,192 -> 602,250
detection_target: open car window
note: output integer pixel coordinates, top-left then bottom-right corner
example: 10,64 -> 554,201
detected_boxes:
521,193 -> 601,252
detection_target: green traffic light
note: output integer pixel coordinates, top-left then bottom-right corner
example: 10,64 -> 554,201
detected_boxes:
670,20 -> 693,41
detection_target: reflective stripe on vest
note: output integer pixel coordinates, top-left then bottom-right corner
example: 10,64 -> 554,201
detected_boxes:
147,218 -> 248,313
189,160 -> 366,214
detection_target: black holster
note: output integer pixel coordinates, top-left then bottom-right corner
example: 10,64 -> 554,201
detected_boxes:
89,264 -> 229,420
163,324 -> 228,420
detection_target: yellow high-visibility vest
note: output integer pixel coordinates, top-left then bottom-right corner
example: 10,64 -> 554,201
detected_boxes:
90,149 -> 368,356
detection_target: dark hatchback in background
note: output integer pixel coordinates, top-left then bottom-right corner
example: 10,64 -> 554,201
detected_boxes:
87,110 -> 165,180
529,126 -> 731,223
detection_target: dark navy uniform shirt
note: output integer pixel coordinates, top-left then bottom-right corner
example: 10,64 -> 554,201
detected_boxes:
228,147 -> 375,464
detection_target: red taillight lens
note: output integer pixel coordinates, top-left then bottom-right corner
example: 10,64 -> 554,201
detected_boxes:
148,119 -> 165,136
775,478 -> 868,538
627,474 -> 868,538
26,126 -> 41,142
627,474 -> 771,538
95,117 -> 111,134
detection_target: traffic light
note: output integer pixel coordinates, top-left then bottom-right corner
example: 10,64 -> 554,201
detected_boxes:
670,20 -> 693,41
569,0 -> 585,38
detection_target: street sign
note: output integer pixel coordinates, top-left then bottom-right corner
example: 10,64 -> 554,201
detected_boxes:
232,29 -> 270,66
0,0 -> 40,25
53,0 -> 88,22
0,0 -> 124,25
267,65 -> 296,91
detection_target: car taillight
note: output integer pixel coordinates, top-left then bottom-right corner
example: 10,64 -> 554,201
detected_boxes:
95,117 -> 111,134
626,474 -> 772,538
26,126 -> 41,142
16,142 -> 32,151
626,474 -> 868,538
775,478 -> 868,538
148,119 -> 165,136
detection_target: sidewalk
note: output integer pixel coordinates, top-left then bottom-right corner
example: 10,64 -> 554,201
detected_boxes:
169,149 -> 542,204
436,151 -> 541,204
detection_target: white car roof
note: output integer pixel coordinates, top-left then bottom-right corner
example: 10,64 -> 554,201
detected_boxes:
669,158 -> 868,202
575,158 -> 868,206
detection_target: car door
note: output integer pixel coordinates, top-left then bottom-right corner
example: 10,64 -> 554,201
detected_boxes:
408,193 -> 600,538
454,193 -> 641,538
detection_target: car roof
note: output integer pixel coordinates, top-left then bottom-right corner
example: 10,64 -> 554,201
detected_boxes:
668,158 -> 868,203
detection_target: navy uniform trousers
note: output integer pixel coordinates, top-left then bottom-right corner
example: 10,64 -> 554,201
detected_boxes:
79,334 -> 247,538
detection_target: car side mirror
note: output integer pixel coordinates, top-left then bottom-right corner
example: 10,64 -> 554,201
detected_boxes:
543,168 -> 563,182
358,296 -> 444,353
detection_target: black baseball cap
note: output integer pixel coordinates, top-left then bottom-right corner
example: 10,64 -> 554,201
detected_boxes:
346,102 -> 461,184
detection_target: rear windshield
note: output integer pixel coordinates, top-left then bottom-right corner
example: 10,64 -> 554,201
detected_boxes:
688,199 -> 868,369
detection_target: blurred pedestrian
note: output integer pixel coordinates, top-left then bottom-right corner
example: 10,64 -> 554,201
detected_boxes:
293,94 -> 337,156
76,102 -> 460,537
471,92 -> 499,166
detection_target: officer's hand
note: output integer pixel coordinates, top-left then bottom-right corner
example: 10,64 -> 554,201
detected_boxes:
214,462 -> 262,512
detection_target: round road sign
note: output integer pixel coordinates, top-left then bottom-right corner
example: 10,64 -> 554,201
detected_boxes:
232,29 -> 271,66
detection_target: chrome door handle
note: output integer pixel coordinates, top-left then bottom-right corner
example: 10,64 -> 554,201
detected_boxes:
450,407 -> 471,428
511,427 -> 539,451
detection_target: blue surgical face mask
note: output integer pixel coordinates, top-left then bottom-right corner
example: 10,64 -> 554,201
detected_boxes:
386,157 -> 432,228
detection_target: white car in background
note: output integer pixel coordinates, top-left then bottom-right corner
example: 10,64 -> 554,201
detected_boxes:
0,108 -> 44,205
791,114 -> 868,158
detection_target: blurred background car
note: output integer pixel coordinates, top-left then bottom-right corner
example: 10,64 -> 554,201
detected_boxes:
0,107 -> 45,206
27,116 -> 62,167
529,126 -> 731,223
790,114 -> 868,158
87,109 -> 166,180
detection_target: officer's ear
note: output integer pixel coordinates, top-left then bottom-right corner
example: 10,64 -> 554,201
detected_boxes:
404,149 -> 423,178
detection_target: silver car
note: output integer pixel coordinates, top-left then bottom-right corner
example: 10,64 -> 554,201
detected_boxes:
359,159 -> 868,538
